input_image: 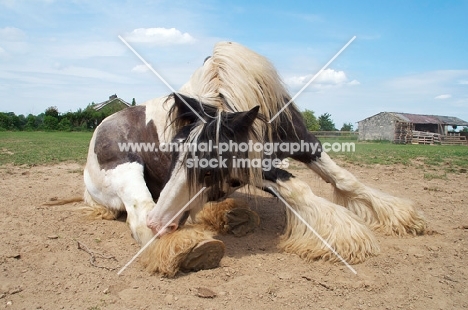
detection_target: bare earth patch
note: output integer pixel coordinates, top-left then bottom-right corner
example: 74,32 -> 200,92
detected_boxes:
0,161 -> 466,309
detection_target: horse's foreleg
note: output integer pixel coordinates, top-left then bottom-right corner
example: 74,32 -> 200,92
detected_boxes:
194,198 -> 260,237
308,152 -> 426,236
104,163 -> 156,246
263,171 -> 379,264
140,224 -> 225,277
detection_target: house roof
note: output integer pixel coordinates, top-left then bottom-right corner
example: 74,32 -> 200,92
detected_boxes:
93,94 -> 131,111
359,112 -> 468,126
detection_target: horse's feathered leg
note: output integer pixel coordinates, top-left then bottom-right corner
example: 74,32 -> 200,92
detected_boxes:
140,224 -> 225,277
262,169 -> 379,264
193,198 -> 260,237
308,152 -> 426,236
280,106 -> 426,236
81,189 -> 121,220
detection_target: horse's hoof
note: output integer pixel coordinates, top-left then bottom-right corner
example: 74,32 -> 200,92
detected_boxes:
180,239 -> 225,272
224,208 -> 260,237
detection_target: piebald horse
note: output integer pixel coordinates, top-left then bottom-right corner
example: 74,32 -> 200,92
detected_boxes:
84,41 -> 425,276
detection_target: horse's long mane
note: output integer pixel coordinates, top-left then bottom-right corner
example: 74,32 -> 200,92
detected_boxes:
180,41 -> 295,133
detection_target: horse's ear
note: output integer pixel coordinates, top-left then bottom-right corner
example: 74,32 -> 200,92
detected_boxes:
172,93 -> 204,123
229,106 -> 260,132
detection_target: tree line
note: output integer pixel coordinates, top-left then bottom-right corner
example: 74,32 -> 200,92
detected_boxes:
302,109 -> 354,131
0,106 -> 115,132
0,105 -> 353,132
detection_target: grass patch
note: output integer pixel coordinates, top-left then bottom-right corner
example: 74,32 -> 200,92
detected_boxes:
323,139 -> 468,171
1,132 -> 467,173
0,131 -> 92,166
424,172 -> 447,180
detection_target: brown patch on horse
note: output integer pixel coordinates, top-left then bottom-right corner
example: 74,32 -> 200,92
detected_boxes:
93,105 -> 171,199
94,106 -> 159,170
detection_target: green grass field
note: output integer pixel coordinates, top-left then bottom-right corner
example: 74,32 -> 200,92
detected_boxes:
0,131 -> 92,166
326,140 -> 467,166
0,133 -> 467,175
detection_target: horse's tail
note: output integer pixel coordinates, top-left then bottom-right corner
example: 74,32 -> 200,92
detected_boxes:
42,196 -> 83,206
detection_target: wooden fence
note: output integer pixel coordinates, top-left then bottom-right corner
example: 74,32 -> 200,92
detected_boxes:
411,131 -> 467,145
310,131 -> 358,139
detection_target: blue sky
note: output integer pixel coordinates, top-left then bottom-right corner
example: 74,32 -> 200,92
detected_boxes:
1,0 -> 467,129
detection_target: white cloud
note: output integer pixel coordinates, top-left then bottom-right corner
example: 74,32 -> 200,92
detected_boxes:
434,94 -> 451,100
123,27 -> 195,45
285,68 -> 358,90
0,27 -> 26,41
131,64 -> 150,73
316,69 -> 348,84
458,80 -> 468,85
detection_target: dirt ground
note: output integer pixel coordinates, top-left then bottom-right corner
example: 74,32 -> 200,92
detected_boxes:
0,159 -> 467,310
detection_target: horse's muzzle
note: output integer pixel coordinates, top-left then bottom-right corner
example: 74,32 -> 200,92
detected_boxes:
147,222 -> 178,236
146,211 -> 190,236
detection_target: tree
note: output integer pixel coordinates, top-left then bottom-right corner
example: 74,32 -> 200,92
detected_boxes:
301,109 -> 319,131
132,98 -> 136,106
0,113 -> 12,130
45,106 -> 59,118
340,122 -> 354,131
43,107 -> 59,130
318,113 -> 336,131
58,118 -> 72,131
35,113 -> 45,130
462,126 -> 468,132
24,114 -> 37,131
43,115 -> 59,130
0,112 -> 21,130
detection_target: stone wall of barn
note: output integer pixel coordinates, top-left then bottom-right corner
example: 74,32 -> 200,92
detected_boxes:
358,112 -> 396,141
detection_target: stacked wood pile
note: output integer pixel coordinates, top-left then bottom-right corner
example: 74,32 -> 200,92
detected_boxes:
394,122 -> 413,144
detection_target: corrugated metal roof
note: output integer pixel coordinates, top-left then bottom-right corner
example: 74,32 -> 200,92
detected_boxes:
391,112 -> 468,126
430,115 -> 468,126
359,112 -> 468,126
391,113 -> 441,124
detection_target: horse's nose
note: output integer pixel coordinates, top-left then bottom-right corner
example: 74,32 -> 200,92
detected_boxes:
164,223 -> 178,234
147,218 -> 178,236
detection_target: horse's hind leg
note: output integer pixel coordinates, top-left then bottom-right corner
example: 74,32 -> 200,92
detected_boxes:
283,109 -> 425,236
82,189 -> 121,220
262,169 -> 379,264
308,152 -> 426,236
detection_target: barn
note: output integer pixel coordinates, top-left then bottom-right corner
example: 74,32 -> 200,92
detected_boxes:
90,94 -> 132,115
358,112 -> 468,145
